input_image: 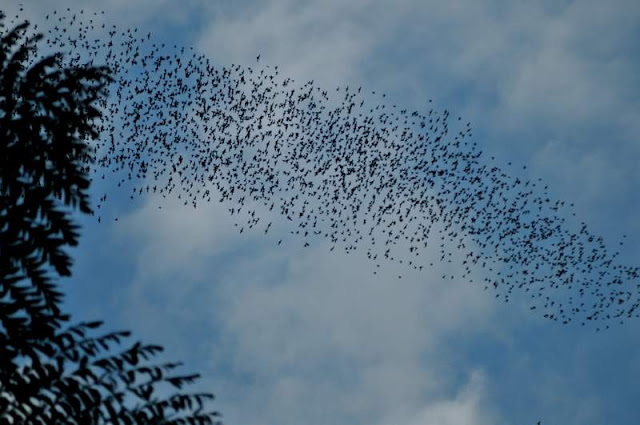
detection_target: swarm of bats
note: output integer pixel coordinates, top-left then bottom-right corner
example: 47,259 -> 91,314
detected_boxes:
32,10 -> 640,329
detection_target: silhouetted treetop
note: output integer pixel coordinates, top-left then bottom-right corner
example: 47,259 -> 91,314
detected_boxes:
1,12 -> 221,424
1,12 -> 111,346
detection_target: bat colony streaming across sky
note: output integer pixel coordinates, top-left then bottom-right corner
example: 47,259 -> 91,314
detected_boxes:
20,8 -> 639,330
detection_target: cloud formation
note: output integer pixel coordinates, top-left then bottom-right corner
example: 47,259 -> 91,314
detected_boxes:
118,196 -> 498,425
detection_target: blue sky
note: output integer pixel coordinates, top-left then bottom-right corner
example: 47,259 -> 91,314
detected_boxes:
6,1 -> 640,424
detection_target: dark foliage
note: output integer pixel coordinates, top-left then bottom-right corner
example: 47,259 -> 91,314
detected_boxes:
0,11 -> 110,352
0,12 -> 220,425
1,319 -> 220,425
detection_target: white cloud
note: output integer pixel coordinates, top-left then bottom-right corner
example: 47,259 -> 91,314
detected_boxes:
400,370 -> 496,425
196,0 -> 381,86
115,191 -> 499,425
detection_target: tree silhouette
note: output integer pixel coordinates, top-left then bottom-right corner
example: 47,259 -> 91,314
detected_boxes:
0,13 -> 220,424
0,12 -> 109,356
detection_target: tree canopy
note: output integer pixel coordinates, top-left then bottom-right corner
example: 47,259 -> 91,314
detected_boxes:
0,12 -> 220,425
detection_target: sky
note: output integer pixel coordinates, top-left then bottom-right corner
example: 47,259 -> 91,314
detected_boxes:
5,1 -> 640,424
